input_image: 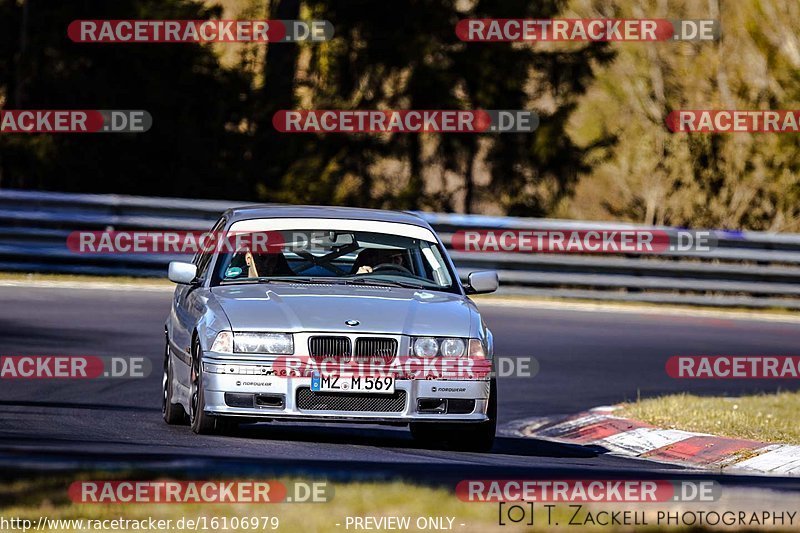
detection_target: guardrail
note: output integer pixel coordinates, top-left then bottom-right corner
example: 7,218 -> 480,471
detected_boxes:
0,189 -> 799,309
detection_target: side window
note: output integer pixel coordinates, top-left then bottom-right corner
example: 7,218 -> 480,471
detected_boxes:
194,217 -> 226,281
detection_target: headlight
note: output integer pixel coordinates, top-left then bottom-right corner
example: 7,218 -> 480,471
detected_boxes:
413,337 -> 439,357
440,338 -> 466,357
412,337 -> 471,357
234,332 -> 294,354
210,331 -> 233,353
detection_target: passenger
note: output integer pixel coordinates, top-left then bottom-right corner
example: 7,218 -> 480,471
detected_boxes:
352,248 -> 407,275
245,251 -> 295,277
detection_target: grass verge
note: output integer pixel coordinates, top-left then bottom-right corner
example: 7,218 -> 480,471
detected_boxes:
619,391 -> 800,445
0,475 -> 589,533
0,479 -> 490,533
2,474 -> 796,531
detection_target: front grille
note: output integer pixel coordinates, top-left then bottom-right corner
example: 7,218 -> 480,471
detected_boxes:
296,388 -> 407,413
309,336 -> 352,362
354,337 -> 398,363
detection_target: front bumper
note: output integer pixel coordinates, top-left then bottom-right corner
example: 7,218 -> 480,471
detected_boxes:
201,356 -> 491,423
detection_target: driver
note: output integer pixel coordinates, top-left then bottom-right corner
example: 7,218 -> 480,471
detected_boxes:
353,248 -> 407,275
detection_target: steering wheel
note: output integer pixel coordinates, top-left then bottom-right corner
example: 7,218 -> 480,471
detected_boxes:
371,263 -> 413,275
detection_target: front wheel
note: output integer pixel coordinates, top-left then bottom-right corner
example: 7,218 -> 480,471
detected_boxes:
410,378 -> 497,452
162,336 -> 186,425
189,336 -> 223,434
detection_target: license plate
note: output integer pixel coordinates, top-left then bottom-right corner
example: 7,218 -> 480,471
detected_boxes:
311,373 -> 395,394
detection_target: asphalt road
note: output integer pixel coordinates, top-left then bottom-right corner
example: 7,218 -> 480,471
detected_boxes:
2,285 -> 800,488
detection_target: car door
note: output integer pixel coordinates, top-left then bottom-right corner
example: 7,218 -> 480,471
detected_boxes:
169,217 -> 225,397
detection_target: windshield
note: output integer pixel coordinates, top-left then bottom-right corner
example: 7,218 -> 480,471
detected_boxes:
211,228 -> 458,293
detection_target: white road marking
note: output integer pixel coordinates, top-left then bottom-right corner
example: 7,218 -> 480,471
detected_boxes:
0,279 -> 171,292
2,279 -> 798,324
600,428 -> 701,456
734,445 -> 800,475
532,414 -> 615,439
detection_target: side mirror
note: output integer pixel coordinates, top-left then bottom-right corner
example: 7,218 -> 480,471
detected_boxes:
465,270 -> 499,295
168,261 -> 198,285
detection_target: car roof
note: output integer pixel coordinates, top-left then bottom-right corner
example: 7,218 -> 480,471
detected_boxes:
222,204 -> 432,229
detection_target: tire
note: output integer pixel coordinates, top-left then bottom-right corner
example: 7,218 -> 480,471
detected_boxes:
189,336 -> 221,435
410,378 -> 497,452
162,335 -> 186,425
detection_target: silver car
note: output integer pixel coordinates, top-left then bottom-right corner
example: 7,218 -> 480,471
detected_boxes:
162,206 -> 499,451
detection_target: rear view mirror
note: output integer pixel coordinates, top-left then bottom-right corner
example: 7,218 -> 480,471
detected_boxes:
331,232 -> 355,246
465,270 -> 499,294
168,261 -> 198,285
288,231 -> 356,251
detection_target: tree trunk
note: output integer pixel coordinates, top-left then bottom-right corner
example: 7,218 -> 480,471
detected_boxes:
252,0 -> 301,192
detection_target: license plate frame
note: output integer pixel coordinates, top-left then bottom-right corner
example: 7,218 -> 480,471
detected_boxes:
310,373 -> 395,394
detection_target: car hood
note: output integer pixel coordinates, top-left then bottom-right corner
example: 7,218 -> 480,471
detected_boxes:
210,283 -> 476,336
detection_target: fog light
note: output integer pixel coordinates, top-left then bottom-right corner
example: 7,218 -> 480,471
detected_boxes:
417,398 -> 446,414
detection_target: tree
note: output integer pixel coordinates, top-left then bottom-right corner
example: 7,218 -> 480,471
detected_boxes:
252,0 -> 609,216
0,0 -> 252,197
565,0 -> 800,231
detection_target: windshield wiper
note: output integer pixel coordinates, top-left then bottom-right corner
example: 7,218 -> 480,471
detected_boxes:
269,277 -> 349,285
221,276 -> 426,289
219,276 -> 272,285
223,276 -> 351,286
345,277 -> 426,290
